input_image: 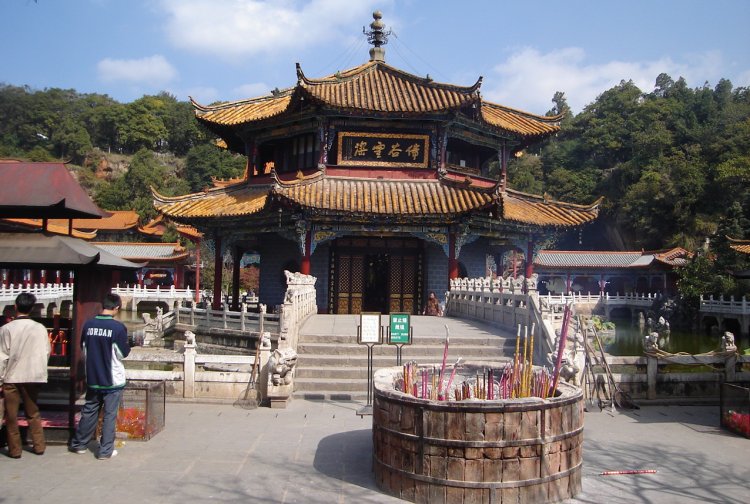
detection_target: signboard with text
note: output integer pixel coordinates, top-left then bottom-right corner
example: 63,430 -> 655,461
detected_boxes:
389,313 -> 411,345
358,313 -> 382,344
337,132 -> 429,168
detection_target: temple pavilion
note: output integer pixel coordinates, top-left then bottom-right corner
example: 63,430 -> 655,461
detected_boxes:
153,12 -> 600,314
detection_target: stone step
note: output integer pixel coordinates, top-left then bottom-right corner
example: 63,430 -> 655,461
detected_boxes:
298,333 -> 513,346
292,390 -> 367,401
296,341 -> 513,357
295,366 -> 371,379
297,353 -> 512,368
294,377 -> 371,392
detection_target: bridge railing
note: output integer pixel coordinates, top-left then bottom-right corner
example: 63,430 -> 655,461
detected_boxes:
700,295 -> 749,315
606,353 -> 750,400
0,283 -> 74,302
175,304 -> 280,334
445,275 -> 556,366
542,292 -> 662,307
122,349 -> 265,400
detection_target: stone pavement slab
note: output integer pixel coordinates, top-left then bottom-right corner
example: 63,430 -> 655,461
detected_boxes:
1,401 -> 747,503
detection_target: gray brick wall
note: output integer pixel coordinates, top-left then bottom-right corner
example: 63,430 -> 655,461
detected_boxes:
257,233 -> 300,309
424,241 -> 449,303
458,238 -> 490,278
310,242 -> 329,312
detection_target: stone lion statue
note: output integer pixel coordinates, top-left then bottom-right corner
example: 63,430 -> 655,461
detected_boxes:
643,332 -> 659,353
269,348 -> 298,386
722,331 -> 737,353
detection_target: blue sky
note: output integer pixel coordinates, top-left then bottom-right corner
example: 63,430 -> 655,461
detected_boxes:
2,0 -> 749,114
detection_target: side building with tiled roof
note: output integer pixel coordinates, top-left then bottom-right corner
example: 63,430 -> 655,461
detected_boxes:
533,248 -> 691,296
154,13 -> 601,314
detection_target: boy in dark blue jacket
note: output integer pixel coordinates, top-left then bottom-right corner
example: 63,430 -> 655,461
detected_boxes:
69,293 -> 130,459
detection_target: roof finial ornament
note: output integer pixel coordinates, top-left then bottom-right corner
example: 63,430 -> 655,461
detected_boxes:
363,11 -> 390,62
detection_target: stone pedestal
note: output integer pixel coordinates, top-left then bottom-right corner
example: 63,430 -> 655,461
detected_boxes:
267,384 -> 293,408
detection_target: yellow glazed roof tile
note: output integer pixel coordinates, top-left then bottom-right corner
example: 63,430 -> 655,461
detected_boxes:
275,175 -> 494,216
153,184 -> 270,219
501,189 -> 601,227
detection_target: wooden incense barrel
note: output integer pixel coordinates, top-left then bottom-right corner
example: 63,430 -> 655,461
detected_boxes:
372,365 -> 583,503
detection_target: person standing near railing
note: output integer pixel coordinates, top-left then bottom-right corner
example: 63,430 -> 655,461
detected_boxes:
0,292 -> 50,458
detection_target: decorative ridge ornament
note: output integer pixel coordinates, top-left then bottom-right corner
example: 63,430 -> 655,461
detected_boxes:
364,11 -> 391,62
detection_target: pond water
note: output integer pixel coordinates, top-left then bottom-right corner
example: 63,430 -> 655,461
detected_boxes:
604,318 -> 738,356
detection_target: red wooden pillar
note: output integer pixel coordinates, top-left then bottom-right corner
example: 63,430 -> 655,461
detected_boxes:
111,270 -> 121,287
566,272 -> 571,294
40,269 -> 47,285
300,231 -> 311,275
448,233 -> 459,280
194,239 -> 201,302
525,237 -> 534,279
212,234 -> 223,310
231,246 -> 241,310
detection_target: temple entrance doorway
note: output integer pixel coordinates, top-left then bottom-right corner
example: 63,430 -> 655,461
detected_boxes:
330,237 -> 422,314
363,253 -> 389,313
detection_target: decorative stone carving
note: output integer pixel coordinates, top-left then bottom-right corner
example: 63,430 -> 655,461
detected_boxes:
525,273 -> 539,292
260,331 -> 272,350
269,348 -> 298,386
643,332 -> 659,353
184,330 -> 196,346
722,331 -> 737,353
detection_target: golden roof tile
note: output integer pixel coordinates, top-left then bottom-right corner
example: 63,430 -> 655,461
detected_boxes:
153,183 -> 271,219
297,61 -> 480,113
500,189 -> 601,227
191,92 -> 293,126
481,102 -> 561,137
275,173 -> 494,215
49,210 -> 140,231
1,218 -> 97,239
728,237 -> 750,254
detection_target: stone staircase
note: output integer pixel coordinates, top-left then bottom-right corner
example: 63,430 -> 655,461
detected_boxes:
293,315 -> 517,401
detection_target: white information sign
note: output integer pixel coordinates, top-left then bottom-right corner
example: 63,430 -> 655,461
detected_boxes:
359,313 -> 381,344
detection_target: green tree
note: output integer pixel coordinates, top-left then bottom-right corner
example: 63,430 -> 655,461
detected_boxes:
184,144 -> 246,192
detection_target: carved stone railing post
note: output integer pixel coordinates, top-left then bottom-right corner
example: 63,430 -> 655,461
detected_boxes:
266,270 -> 317,408
647,355 -> 658,400
183,331 -> 197,398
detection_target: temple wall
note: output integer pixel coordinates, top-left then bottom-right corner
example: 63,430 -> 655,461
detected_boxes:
458,238 -> 489,278
310,242 -> 330,313
258,233 -> 300,309
424,242 -> 449,301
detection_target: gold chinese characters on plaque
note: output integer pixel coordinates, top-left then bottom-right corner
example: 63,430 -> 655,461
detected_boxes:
337,132 -> 429,168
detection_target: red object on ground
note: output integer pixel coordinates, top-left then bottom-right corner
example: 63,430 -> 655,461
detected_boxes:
600,470 -> 657,476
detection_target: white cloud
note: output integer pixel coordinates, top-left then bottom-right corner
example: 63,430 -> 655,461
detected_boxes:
178,86 -> 221,104
232,82 -> 272,99
159,0 -> 384,60
97,55 -> 178,86
482,47 -> 734,114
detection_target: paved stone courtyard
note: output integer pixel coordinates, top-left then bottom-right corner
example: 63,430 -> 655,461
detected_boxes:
1,401 -> 747,503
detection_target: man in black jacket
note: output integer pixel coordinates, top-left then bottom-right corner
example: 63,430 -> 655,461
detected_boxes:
68,294 -> 130,459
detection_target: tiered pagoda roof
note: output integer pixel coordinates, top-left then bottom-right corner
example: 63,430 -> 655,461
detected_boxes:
164,13 -> 599,232
154,171 -> 600,227
190,60 -> 561,153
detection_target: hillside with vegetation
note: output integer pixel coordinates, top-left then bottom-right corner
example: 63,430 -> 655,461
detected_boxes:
1,75 -> 748,299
